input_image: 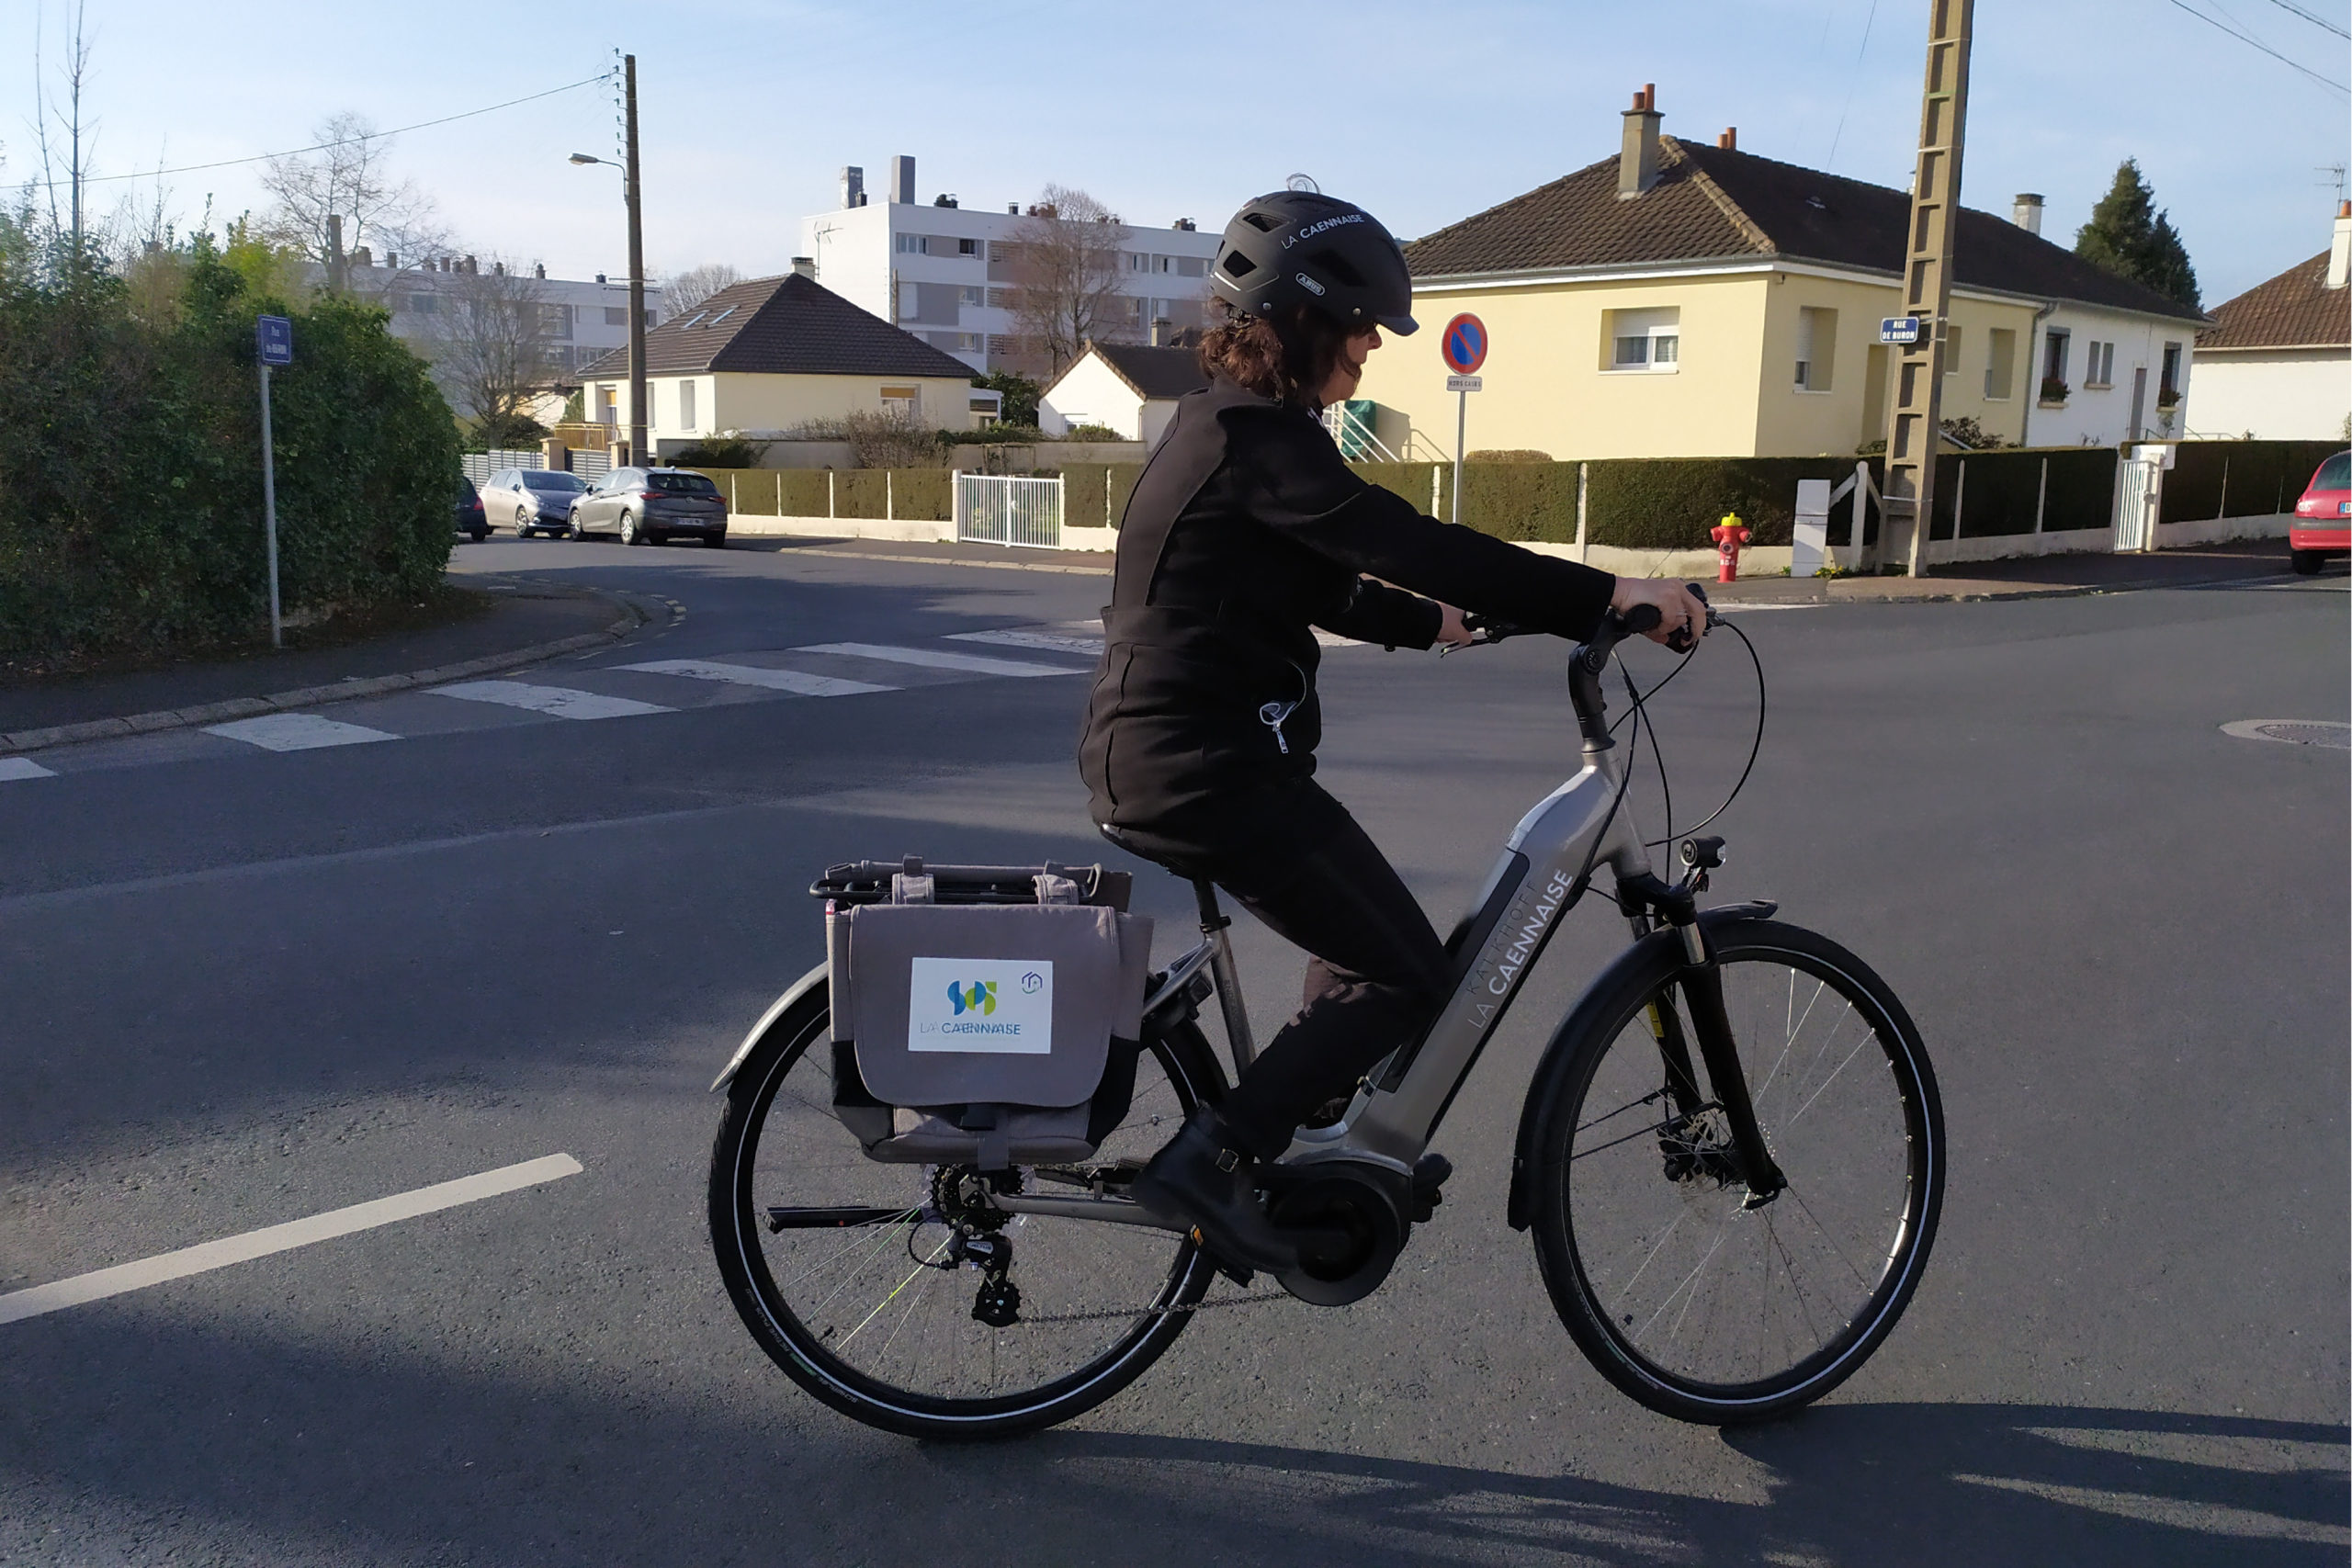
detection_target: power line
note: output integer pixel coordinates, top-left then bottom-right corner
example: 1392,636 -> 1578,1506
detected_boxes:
2156,0 -> 2350,91
2256,0 -> 2351,40
1824,0 -> 1883,171
18,73 -> 611,191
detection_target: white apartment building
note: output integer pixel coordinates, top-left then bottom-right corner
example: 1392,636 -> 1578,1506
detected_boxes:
325,252 -> 665,380
798,154 -> 1221,376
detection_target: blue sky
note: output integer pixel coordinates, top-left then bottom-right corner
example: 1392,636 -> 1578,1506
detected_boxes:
8,0 -> 2347,304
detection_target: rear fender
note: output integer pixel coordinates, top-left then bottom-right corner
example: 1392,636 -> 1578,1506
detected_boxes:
709,963 -> 830,1093
1505,903 -> 1777,1231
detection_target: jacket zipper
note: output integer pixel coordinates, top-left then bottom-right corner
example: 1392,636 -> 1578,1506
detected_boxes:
1258,660 -> 1306,756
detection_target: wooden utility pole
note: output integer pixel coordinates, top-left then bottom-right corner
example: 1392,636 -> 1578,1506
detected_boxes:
624,53 -> 649,468
1879,0 -> 1974,576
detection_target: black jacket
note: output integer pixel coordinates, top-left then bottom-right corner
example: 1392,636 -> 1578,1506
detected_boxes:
1079,377 -> 1617,825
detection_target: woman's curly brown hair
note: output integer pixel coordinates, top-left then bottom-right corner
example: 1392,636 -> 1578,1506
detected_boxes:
1196,303 -> 1353,408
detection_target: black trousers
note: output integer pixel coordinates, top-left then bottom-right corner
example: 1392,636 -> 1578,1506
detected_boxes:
1109,781 -> 1454,1160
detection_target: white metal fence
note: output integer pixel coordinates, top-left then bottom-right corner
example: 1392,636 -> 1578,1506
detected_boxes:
956,472 -> 1063,548
462,447 -> 609,486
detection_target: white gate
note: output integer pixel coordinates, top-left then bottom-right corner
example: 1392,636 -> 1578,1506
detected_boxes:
2112,446 -> 2167,553
957,472 -> 1063,548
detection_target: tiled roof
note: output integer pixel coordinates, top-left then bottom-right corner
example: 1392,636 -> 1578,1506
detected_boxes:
1405,136 -> 2207,323
2198,251 -> 2349,350
1088,342 -> 1210,400
577,274 -> 976,379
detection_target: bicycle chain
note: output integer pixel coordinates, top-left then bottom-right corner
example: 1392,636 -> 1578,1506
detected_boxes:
1016,1287 -> 1299,1326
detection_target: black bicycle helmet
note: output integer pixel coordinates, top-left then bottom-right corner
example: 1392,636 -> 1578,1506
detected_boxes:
1209,191 -> 1419,335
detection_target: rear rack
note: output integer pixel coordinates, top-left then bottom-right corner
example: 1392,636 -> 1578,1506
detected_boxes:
810,857 -> 1132,911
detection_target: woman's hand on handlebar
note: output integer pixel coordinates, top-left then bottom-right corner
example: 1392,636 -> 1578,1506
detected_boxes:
1435,602 -> 1476,649
1610,577 -> 1713,649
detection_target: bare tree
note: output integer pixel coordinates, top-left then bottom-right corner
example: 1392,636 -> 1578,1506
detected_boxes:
258,113 -> 443,271
420,258 -> 557,446
662,261 -> 742,313
1006,185 -> 1131,378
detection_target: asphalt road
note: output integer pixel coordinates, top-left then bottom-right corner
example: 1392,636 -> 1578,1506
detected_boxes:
3,536 -> 2345,1567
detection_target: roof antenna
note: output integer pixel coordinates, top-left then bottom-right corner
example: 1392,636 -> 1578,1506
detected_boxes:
1285,173 -> 1320,194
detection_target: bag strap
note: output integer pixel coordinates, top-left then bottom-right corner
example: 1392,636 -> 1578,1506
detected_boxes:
891,854 -> 934,905
1034,860 -> 1083,906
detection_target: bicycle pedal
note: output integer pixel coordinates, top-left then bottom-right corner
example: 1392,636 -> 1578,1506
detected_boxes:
1192,1228 -> 1258,1288
1410,1153 -> 1453,1223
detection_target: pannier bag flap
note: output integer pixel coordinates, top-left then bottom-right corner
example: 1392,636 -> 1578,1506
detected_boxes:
842,902 -> 1152,1109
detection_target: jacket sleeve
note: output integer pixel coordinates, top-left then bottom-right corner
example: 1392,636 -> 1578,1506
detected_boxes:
1234,406 -> 1617,640
1315,578 -> 1443,649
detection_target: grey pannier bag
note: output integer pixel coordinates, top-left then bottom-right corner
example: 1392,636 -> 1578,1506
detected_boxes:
816,858 -> 1153,1170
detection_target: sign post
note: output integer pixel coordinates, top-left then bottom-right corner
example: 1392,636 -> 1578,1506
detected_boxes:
255,315 -> 293,649
1440,313 -> 1487,525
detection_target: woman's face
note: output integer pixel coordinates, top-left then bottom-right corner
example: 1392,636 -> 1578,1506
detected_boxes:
1319,326 -> 1384,405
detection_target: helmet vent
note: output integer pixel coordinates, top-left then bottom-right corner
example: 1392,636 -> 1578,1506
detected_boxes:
1221,251 -> 1259,278
1239,211 -> 1279,232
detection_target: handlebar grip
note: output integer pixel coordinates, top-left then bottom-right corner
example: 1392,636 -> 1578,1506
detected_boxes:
1621,604 -> 1664,636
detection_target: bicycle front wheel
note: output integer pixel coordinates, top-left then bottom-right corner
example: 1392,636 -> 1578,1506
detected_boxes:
1526,919 -> 1943,1424
707,979 -> 1225,1439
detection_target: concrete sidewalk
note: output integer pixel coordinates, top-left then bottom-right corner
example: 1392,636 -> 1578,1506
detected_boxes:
0,577 -> 643,755
746,531 -> 2312,603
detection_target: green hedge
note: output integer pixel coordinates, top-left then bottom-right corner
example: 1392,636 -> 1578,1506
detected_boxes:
1584,457 -> 1865,549
0,245 -> 456,661
682,466 -> 950,521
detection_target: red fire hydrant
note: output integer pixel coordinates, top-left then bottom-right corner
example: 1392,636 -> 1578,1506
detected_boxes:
1711,513 -> 1752,582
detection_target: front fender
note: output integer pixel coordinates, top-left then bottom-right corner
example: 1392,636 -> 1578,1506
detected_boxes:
709,962 -> 830,1093
1505,903 -> 1777,1230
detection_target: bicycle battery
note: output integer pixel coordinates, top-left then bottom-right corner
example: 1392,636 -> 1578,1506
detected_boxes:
816,859 -> 1153,1169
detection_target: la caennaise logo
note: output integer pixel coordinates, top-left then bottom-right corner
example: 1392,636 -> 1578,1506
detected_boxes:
908,958 -> 1053,1055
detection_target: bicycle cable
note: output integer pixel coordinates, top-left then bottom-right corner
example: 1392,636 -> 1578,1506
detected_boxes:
1631,615 -> 1767,847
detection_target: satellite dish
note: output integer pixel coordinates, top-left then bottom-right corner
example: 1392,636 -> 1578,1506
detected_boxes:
1284,173 -> 1320,194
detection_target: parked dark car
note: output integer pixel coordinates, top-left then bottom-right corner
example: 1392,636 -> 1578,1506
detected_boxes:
568,467 -> 729,547
455,475 -> 488,542
481,468 -> 591,538
2290,450 -> 2349,575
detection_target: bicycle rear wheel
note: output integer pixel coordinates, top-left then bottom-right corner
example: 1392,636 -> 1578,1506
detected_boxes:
1526,919 -> 1942,1424
707,979 -> 1224,1438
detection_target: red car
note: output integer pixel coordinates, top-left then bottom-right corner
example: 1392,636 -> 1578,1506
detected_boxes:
2290,450 -> 2349,575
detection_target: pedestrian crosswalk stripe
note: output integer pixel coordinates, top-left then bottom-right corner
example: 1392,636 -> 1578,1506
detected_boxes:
792,641 -> 1087,678
947,629 -> 1105,657
0,757 -> 56,781
431,681 -> 674,720
618,659 -> 897,697
204,713 -> 400,751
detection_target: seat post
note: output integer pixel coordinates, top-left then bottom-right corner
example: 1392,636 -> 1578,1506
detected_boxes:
1192,878 -> 1257,1076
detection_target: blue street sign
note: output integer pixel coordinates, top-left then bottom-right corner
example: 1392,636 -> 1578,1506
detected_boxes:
256,314 -> 294,366
1880,316 -> 1921,344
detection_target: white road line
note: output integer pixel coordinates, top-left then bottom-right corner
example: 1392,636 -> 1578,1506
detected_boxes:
946,629 -> 1105,657
0,758 -> 56,781
618,659 -> 896,697
791,641 -> 1088,677
431,680 -> 673,719
0,1153 -> 582,1326
204,713 -> 400,751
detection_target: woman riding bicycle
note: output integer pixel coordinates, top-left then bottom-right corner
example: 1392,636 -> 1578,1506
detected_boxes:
1080,189 -> 1711,1272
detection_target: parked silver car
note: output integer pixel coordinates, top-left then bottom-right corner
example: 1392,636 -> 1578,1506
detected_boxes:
480,468 -> 592,538
568,467 -> 729,547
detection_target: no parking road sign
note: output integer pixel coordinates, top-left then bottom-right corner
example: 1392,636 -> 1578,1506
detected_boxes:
1441,312 -> 1487,375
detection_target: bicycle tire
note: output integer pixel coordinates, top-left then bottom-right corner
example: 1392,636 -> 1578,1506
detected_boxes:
1525,918 -> 1942,1424
707,978 -> 1226,1439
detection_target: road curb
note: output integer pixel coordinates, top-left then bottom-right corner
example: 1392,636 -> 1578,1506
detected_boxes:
0,587 -> 649,758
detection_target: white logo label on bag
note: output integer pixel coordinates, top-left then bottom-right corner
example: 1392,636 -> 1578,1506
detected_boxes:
908,957 -> 1053,1054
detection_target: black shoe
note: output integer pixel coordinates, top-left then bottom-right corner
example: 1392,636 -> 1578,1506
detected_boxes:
1132,1109 -> 1298,1275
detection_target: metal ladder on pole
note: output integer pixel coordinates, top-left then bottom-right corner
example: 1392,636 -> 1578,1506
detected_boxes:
1878,0 -> 1975,577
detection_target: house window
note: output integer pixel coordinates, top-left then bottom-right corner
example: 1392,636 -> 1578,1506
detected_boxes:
605,306 -> 628,326
678,380 -> 696,430
2041,329 -> 2071,397
959,286 -> 985,308
880,385 -> 920,418
2084,341 -> 2115,389
1126,252 -> 1149,272
1608,307 -> 1680,371
1794,307 -> 1837,391
2160,342 -> 2182,399
896,232 -> 921,254
1176,256 -> 1207,277
1984,327 -> 2017,400
597,385 -> 617,424
957,237 -> 978,256
1942,324 -> 1962,377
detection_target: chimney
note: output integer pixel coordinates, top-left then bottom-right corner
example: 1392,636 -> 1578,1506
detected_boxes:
1717,127 -> 1736,152
534,262 -> 545,279
463,254 -> 478,275
840,165 -> 865,209
890,155 -> 916,205
790,255 -> 816,279
384,250 -> 397,269
1008,202 -> 1019,215
2012,193 -> 2044,236
2330,200 -> 2351,290
1151,317 -> 1173,347
352,244 -> 372,269
1619,85 -> 1662,199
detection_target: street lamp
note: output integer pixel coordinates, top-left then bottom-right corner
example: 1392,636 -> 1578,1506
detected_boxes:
567,54 -> 647,466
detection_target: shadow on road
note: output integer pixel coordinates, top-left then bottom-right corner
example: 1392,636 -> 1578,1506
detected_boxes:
4,1301 -> 2341,1565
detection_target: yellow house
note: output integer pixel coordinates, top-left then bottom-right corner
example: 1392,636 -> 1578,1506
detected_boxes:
581,269 -> 989,456
1354,93 -> 2207,461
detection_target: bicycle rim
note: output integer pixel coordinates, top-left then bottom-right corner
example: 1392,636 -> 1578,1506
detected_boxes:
1546,927 -> 1940,1418
713,998 -> 1216,1438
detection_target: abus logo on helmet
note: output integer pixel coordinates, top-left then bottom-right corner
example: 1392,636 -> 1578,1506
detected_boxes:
1294,272 -> 1326,297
